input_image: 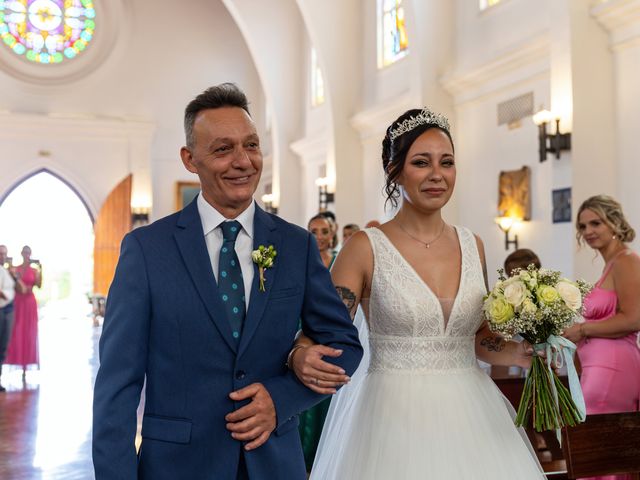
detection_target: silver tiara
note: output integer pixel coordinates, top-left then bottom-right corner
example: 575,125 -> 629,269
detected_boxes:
389,108 -> 450,141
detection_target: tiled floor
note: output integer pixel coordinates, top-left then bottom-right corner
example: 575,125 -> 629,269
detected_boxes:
0,300 -> 100,480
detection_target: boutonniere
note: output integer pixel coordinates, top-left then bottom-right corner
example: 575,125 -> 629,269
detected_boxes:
251,245 -> 277,292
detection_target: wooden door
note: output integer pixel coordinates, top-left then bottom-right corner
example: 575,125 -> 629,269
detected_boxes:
93,175 -> 132,296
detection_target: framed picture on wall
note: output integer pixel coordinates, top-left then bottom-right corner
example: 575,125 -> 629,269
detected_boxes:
498,166 -> 531,220
552,187 -> 572,223
175,181 -> 200,211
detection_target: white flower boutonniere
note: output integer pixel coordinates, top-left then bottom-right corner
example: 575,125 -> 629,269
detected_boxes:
252,245 -> 277,292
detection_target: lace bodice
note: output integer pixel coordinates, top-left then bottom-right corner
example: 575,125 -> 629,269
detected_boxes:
364,226 -> 486,373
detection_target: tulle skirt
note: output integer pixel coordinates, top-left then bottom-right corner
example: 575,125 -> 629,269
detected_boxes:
311,366 -> 545,479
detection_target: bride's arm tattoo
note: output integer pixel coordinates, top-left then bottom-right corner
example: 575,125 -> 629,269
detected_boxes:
335,286 -> 357,318
480,336 -> 506,352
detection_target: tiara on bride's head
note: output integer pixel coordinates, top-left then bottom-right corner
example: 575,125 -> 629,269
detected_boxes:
389,108 -> 450,141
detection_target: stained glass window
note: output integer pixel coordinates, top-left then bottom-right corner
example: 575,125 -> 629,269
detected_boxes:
479,0 -> 502,10
0,0 -> 96,64
311,47 -> 325,107
378,0 -> 409,68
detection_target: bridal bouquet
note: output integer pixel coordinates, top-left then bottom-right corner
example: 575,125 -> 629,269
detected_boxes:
483,265 -> 591,432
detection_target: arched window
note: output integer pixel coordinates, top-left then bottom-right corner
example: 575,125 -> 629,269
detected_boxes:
0,0 -> 96,64
377,0 -> 409,68
311,47 -> 325,107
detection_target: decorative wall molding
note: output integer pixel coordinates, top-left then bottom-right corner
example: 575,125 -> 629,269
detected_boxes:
591,0 -> 640,51
350,91 -> 416,140
440,32 -> 550,105
289,130 -> 329,167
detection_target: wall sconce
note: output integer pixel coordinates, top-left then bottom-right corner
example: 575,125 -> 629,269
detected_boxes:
532,108 -> 571,163
495,216 -> 520,251
315,177 -> 335,212
261,193 -> 278,215
131,207 -> 150,227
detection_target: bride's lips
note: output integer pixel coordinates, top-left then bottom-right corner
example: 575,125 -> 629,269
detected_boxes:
423,188 -> 446,196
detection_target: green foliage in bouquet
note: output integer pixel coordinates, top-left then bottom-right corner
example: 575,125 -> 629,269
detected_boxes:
483,265 -> 592,432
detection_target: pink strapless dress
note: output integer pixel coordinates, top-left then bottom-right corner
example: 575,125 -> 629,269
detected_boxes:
577,256 -> 640,480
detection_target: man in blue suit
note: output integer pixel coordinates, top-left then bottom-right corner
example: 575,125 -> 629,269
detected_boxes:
92,83 -> 363,479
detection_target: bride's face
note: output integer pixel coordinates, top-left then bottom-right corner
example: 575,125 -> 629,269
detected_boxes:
397,128 -> 455,212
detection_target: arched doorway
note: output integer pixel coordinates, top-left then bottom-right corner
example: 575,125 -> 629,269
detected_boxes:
0,170 -> 94,314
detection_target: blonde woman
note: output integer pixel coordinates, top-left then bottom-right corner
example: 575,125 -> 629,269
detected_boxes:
563,196 -> 640,480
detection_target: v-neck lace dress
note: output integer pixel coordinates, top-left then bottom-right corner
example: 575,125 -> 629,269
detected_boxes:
310,226 -> 544,479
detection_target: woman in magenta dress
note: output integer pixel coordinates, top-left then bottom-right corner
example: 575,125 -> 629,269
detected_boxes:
6,245 -> 41,375
564,195 -> 640,480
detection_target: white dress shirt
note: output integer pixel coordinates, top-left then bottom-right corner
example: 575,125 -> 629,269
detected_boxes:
197,194 -> 255,309
0,266 -> 15,308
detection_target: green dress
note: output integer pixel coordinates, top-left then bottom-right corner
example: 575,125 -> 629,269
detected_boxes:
298,252 -> 337,471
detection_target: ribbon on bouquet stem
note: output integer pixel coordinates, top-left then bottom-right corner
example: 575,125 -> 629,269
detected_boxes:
533,334 -> 587,442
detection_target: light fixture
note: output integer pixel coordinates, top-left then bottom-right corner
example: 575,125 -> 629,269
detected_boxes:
495,216 -> 520,251
315,177 -> 334,212
532,108 -> 571,163
261,193 -> 278,215
131,207 -> 150,227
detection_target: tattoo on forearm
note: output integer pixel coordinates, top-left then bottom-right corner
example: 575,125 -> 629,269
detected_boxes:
335,286 -> 357,318
480,336 -> 505,352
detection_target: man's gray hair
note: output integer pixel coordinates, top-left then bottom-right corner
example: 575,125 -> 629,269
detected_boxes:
184,83 -> 250,149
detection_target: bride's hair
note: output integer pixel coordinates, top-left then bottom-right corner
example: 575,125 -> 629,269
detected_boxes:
382,109 -> 454,209
575,195 -> 635,244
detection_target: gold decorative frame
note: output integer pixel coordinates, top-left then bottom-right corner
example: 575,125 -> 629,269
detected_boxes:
175,181 -> 200,211
498,166 -> 531,220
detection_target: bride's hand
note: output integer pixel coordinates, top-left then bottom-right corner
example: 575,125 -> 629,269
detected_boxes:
290,345 -> 350,395
512,340 -> 534,370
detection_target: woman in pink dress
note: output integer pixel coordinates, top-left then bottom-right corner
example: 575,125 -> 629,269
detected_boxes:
564,195 -> 640,480
6,245 -> 41,375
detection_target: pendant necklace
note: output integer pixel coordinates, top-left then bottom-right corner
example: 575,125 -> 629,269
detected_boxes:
396,218 -> 446,249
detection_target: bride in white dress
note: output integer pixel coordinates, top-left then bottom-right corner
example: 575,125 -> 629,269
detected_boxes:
289,108 -> 545,479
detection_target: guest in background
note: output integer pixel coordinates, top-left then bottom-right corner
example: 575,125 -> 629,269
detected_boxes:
6,245 -> 41,378
563,195 -> 640,480
0,245 -> 15,391
364,219 -> 381,229
308,214 -> 337,270
298,213 -> 337,471
504,248 -> 541,276
342,223 -> 360,245
318,210 -> 339,251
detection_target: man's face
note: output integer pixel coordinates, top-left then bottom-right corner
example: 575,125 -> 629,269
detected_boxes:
0,246 -> 6,265
180,107 -> 262,213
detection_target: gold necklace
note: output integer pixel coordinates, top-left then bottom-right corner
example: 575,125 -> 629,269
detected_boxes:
396,219 -> 446,249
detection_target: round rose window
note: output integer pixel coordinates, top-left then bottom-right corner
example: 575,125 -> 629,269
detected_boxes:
0,0 -> 96,64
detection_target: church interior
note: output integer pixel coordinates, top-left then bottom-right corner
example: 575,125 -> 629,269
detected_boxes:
1,0 -> 639,478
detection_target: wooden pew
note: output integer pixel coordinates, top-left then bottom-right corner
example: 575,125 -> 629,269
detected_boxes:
561,411 -> 640,479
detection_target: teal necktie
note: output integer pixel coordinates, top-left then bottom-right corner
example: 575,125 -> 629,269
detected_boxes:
218,221 -> 246,343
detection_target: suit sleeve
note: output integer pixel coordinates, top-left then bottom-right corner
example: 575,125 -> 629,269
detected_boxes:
93,233 -> 150,479
262,233 -> 363,428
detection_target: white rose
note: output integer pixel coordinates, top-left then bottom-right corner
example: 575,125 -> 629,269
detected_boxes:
522,298 -> 537,315
519,270 -> 537,289
503,279 -> 528,307
251,251 -> 261,263
557,280 -> 582,311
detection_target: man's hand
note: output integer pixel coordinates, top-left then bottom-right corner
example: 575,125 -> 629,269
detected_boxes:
226,383 -> 276,451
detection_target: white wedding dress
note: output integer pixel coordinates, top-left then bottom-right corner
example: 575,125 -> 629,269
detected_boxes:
310,226 -> 545,479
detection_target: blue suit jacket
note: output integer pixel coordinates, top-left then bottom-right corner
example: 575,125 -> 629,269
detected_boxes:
92,200 -> 363,479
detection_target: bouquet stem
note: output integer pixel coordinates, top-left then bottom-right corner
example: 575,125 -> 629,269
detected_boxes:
514,355 -> 582,432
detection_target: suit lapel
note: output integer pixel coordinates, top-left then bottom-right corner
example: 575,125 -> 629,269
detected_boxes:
238,206 -> 280,356
174,199 -> 237,353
